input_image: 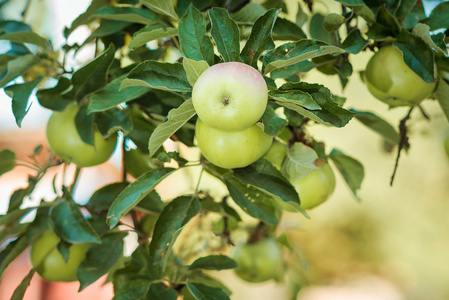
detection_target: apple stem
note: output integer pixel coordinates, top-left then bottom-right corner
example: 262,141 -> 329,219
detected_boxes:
247,222 -> 268,244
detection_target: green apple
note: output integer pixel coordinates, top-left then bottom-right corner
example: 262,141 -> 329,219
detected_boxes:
192,62 -> 268,131
30,230 -> 91,282
232,237 -> 283,283
47,102 -> 117,167
444,134 -> 449,159
264,141 -> 287,170
365,45 -> 436,107
291,161 -> 336,210
195,119 -> 272,169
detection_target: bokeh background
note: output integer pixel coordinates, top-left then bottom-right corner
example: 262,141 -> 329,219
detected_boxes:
1,0 -> 448,299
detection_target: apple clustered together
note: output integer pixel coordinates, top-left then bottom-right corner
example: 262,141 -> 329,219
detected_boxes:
192,62 -> 273,169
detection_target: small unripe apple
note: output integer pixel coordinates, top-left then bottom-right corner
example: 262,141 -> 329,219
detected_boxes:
232,237 -> 283,283
195,119 -> 272,169
365,45 -> 436,107
192,62 -> 268,131
264,141 -> 287,170
291,160 -> 336,210
46,102 -> 117,167
30,230 -> 91,282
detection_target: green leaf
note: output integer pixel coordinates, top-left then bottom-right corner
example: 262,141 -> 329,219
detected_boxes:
427,1 -> 449,31
281,143 -> 318,181
87,182 -> 164,213
0,31 -> 48,48
241,9 -> 279,68
129,25 -> 178,50
0,207 -> 33,226
262,39 -> 345,75
112,279 -> 151,300
0,149 -> 16,176
233,159 -> 301,208
65,0 -> 108,36
341,29 -> 369,54
260,105 -> 287,137
148,99 -> 196,156
75,104 -> 95,145
309,13 -> 330,44
149,196 -> 200,273
351,109 -> 400,145
71,44 -> 116,101
36,77 -> 73,111
269,61 -> 314,79
395,0 -> 415,24
182,58 -> 210,87
50,195 -> 102,244
277,82 -> 355,127
86,182 -> 129,213
269,88 -> 320,110
78,232 -> 127,291
231,3 -> 267,24
141,0 -> 178,20
187,281 -> 230,300
94,6 -> 159,24
272,17 -> 307,41
88,73 -> 150,113
209,8 -> 241,62
0,54 -> 39,88
366,6 -> 401,40
434,74 -> 449,123
329,149 -> 364,200
412,23 -> 448,55
4,77 -> 42,127
107,168 -> 176,228
0,237 -> 28,278
147,283 -> 178,299
394,31 -> 435,83
11,269 -> 35,300
178,4 -> 215,65
335,0 -> 375,24
189,255 -> 237,271
224,174 -> 280,224
121,61 -> 191,93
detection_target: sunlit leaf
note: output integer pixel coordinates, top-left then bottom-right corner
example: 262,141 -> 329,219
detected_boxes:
148,99 -> 196,156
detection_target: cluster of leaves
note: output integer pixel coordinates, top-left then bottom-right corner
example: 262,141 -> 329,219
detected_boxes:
0,0 -> 448,299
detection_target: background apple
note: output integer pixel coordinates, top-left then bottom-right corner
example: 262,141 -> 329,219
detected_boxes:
264,141 -> 288,170
47,102 -> 117,167
195,119 -> 272,169
232,237 -> 283,283
291,160 -> 336,210
365,45 -> 436,107
30,230 -> 91,282
192,62 -> 268,131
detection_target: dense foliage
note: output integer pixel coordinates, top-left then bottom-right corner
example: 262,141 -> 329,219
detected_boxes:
0,0 -> 448,299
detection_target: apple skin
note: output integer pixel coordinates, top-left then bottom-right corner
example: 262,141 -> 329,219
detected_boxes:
30,230 -> 91,282
195,119 -> 272,169
47,102 -> 117,167
192,62 -> 268,131
232,238 -> 283,283
291,161 -> 336,210
264,141 -> 287,170
444,134 -> 449,159
365,45 -> 436,107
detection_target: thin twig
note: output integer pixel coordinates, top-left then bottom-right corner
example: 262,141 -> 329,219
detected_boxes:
390,107 -> 414,186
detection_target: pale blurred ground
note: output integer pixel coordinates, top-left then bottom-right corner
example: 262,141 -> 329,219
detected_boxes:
1,0 -> 449,300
